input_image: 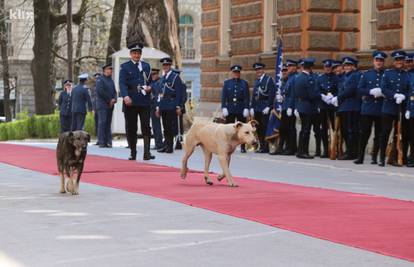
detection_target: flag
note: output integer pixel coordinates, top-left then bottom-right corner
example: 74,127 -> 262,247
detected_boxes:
265,39 -> 283,141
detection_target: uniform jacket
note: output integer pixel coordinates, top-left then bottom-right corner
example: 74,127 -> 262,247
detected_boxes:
58,91 -> 72,116
380,68 -> 410,116
221,78 -> 250,114
317,72 -> 338,110
119,60 -> 152,107
96,75 -> 117,110
406,78 -> 414,118
250,74 -> 276,112
357,68 -> 384,116
281,72 -> 297,111
71,82 -> 92,114
337,70 -> 361,113
157,71 -> 184,111
293,71 -> 320,114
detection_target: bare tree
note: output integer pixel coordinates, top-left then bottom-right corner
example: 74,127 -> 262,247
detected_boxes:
106,0 -> 127,64
127,0 -> 182,67
31,0 -> 88,115
0,0 -> 11,121
67,0 -> 73,80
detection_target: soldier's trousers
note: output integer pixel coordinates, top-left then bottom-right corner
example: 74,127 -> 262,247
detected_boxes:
298,113 -> 314,155
357,115 -> 381,161
379,114 -> 398,163
340,111 -> 360,157
125,105 -> 151,154
97,108 -> 113,146
408,118 -> 414,163
161,109 -> 176,150
279,110 -> 297,153
320,109 -> 335,154
60,114 -> 71,133
254,112 -> 270,148
71,112 -> 86,131
94,111 -> 99,141
150,106 -> 163,149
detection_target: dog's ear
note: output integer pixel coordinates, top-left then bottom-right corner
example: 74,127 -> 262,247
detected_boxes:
249,120 -> 259,129
233,121 -> 243,130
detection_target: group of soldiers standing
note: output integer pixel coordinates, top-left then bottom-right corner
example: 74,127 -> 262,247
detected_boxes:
221,49 -> 414,167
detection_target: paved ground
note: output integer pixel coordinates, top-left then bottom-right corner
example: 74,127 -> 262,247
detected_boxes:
1,139 -> 414,267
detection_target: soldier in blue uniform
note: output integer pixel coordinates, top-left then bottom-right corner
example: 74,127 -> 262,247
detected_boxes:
275,59 -> 298,155
119,43 -> 155,161
91,72 -> 101,145
155,57 -> 184,153
58,79 -> 73,133
171,68 -> 187,150
293,58 -> 322,159
317,59 -> 338,158
405,82 -> 414,167
330,57 -> 361,160
378,50 -> 411,167
249,62 -> 276,153
96,63 -> 117,148
405,53 -> 414,73
221,64 -> 250,153
71,73 -> 92,131
354,51 -> 387,164
402,53 -> 414,164
149,68 -> 164,150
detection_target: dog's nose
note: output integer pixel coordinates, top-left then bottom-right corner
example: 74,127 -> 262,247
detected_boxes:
252,140 -> 258,146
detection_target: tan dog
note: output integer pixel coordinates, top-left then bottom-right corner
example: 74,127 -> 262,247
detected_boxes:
181,120 -> 258,187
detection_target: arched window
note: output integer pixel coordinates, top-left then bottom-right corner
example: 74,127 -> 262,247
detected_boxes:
179,14 -> 195,59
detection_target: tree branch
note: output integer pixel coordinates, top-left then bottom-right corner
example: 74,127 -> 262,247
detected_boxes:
50,0 -> 89,28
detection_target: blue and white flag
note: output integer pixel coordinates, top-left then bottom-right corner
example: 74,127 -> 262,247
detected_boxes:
265,40 -> 283,141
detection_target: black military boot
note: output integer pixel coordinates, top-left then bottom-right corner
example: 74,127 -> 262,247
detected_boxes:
143,136 -> 155,160
321,138 -> 329,158
314,135 -> 321,157
128,150 -> 137,160
240,144 -> 246,153
371,140 -> 379,165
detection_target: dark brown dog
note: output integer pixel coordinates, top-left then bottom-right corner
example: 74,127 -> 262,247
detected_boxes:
56,131 -> 90,195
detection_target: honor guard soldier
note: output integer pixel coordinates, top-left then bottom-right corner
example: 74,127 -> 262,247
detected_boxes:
249,62 -> 276,153
149,68 -> 164,150
402,53 -> 414,164
171,68 -> 186,150
91,72 -> 101,145
317,59 -> 338,158
405,53 -> 414,73
331,57 -> 361,160
354,51 -> 387,164
221,64 -> 250,153
96,63 -> 117,148
379,50 -> 411,167
156,57 -> 184,153
71,73 -> 92,131
119,42 -> 155,161
294,58 -> 321,159
404,82 -> 414,167
58,79 -> 73,133
275,59 -> 298,155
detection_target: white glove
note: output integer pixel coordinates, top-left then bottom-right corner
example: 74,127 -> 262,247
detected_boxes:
321,94 -> 332,104
294,109 -> 299,118
330,96 -> 338,107
276,94 -> 283,102
394,93 -> 406,104
405,110 -> 410,120
243,108 -> 249,118
140,89 -> 147,96
262,107 -> 270,115
250,108 -> 255,117
222,108 -> 229,117
286,108 -> 293,117
369,88 -> 382,98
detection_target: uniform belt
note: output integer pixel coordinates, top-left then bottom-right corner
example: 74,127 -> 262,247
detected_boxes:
162,95 -> 176,100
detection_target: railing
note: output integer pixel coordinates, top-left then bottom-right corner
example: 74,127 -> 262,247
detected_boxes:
181,48 -> 196,60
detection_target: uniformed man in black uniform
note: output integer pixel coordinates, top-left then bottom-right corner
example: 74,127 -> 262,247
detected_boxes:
221,65 -> 250,153
58,79 -> 73,133
119,43 -> 155,161
378,50 -> 411,167
249,62 -> 276,153
91,72 -> 101,144
354,51 -> 386,164
71,73 -> 92,131
149,68 -> 164,150
156,57 -> 184,153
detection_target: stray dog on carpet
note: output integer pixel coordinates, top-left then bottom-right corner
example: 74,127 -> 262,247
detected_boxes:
180,120 -> 258,187
56,131 -> 90,195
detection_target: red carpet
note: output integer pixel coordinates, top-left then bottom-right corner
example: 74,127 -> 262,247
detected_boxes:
1,143 -> 414,262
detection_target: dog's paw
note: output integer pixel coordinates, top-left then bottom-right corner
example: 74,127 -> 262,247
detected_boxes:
228,183 -> 239,188
66,180 -> 74,193
217,174 -> 225,181
180,169 -> 187,179
71,191 -> 79,195
59,190 -> 66,194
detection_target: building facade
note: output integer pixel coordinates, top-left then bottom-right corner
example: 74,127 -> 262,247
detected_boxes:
200,0 -> 414,105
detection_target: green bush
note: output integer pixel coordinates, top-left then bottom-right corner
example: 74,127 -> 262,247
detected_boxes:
0,111 -> 96,141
